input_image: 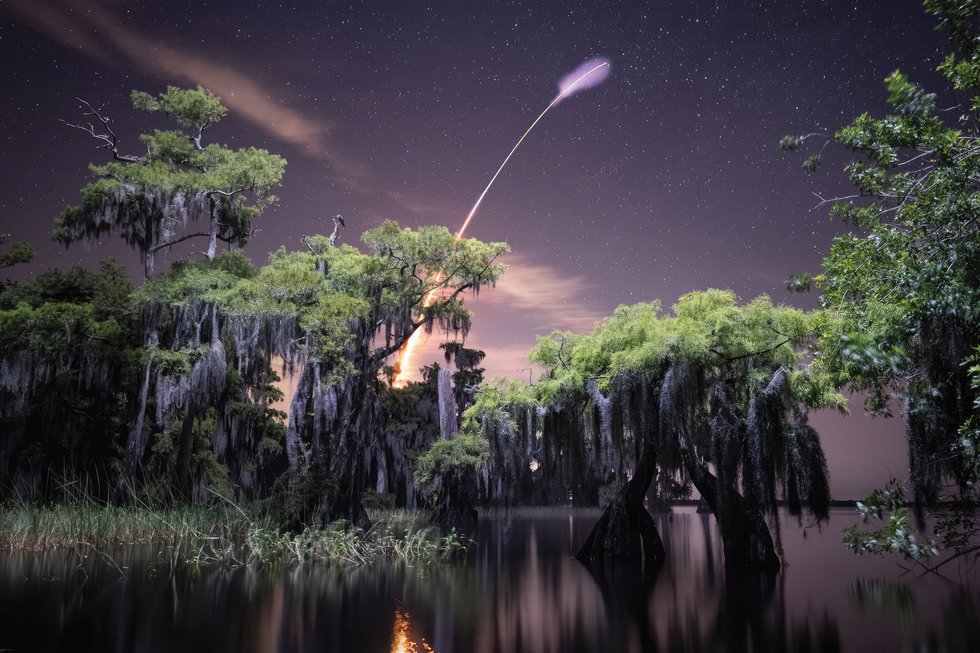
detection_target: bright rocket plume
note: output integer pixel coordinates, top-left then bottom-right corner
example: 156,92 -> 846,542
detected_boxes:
394,57 -> 612,385
556,57 -> 612,104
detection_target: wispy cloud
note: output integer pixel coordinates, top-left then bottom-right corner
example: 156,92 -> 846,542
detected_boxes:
461,341 -> 540,383
4,0 -> 362,176
396,254 -> 604,381
487,254 -> 603,333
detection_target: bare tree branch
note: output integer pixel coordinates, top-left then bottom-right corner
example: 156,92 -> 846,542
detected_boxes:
206,187 -> 248,197
711,338 -> 792,363
61,98 -> 141,163
149,231 -> 236,254
810,191 -> 862,211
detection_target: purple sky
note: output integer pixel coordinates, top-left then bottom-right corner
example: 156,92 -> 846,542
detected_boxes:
0,0 -> 946,497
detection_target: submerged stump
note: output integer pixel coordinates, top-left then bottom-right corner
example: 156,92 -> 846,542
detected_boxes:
577,472 -> 665,569
576,493 -> 665,569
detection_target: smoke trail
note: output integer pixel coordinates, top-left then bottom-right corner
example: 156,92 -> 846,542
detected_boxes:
454,58 -> 611,239
395,57 -> 612,385
555,57 -> 612,105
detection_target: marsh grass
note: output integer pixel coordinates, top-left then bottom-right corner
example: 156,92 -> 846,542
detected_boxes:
0,501 -> 467,569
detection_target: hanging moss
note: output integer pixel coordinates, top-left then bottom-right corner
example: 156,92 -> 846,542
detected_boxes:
468,291 -> 842,570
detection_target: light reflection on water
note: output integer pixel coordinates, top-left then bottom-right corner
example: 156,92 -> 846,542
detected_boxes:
391,610 -> 434,653
0,508 -> 977,652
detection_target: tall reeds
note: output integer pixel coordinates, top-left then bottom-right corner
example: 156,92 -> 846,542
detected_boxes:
0,500 -> 466,569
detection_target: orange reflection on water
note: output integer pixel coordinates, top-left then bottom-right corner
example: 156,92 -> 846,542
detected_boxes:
391,609 -> 435,653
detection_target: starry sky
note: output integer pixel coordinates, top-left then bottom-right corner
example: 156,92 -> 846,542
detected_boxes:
0,0 -> 950,496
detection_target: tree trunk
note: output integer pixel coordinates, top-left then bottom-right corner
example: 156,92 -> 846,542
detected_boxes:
126,361 -> 152,466
319,452 -> 371,530
119,330 -> 158,491
173,308 -> 224,501
285,362 -> 315,484
323,375 -> 372,529
577,382 -> 665,568
437,367 -> 457,440
432,366 -> 476,533
434,481 -> 479,535
207,197 -> 218,260
286,369 -> 372,531
175,412 -> 197,498
684,451 -> 781,572
576,477 -> 665,567
143,211 -> 156,279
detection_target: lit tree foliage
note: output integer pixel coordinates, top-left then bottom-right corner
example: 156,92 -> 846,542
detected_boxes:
284,222 -> 507,528
2,86 -> 508,536
414,431 -> 488,533
0,219 -> 505,515
54,87 -> 285,278
466,290 -> 841,570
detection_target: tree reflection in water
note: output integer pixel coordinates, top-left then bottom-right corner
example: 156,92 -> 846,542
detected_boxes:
0,508 -> 976,652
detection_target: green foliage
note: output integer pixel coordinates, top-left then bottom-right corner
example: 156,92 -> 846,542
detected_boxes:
470,288 -> 838,535
138,251 -> 256,308
0,261 -> 141,493
796,8 -> 980,418
0,262 -> 136,356
0,260 -> 133,315
957,347 -> 980,478
528,290 -> 840,408
786,272 -> 813,293
777,135 -> 799,151
414,434 -> 488,503
885,70 -> 937,117
0,301 -> 121,355
360,220 -> 508,336
57,86 -> 285,277
843,482 -> 939,560
802,154 -> 822,173
139,247 -> 364,367
462,376 -> 539,435
0,234 -> 34,268
23,83 -> 509,522
131,86 -> 228,136
3,201 -> 509,509
785,0 -> 980,561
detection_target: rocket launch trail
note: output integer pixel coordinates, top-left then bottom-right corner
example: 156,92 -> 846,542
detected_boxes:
395,58 -> 612,385
453,58 -> 611,240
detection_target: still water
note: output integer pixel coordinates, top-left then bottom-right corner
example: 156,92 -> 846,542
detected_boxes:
1,507 -> 977,652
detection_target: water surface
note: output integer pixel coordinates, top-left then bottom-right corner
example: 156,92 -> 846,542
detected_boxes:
1,507 -> 977,652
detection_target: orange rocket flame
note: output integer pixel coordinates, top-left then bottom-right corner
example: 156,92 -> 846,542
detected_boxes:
393,59 -> 611,386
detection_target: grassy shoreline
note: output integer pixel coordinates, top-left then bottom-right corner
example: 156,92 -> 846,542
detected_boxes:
0,502 -> 465,567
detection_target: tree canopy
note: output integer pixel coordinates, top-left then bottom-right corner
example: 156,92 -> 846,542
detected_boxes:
783,0 -> 980,561
456,290 -> 839,569
55,87 -> 286,277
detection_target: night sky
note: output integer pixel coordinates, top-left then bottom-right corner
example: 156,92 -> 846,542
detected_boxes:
0,0 -> 949,496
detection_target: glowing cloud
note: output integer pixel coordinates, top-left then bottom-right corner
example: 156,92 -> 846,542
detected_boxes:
3,0 -> 344,166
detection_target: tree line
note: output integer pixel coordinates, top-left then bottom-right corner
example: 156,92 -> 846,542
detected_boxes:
1,0 -> 978,573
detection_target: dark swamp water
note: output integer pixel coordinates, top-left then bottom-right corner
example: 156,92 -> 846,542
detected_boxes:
1,508 -> 978,653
